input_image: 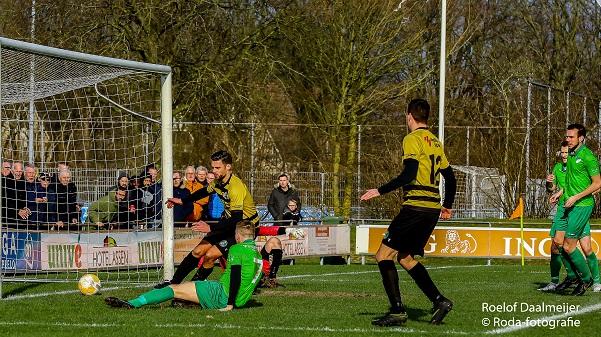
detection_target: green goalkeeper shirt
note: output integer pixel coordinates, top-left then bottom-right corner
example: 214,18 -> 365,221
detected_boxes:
219,239 -> 262,307
565,144 -> 600,207
552,162 -> 567,203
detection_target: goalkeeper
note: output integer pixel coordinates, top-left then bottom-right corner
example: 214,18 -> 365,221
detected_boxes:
105,220 -> 262,311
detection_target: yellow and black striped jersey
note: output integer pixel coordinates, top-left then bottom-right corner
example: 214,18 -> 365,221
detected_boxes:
207,174 -> 259,225
402,128 -> 449,209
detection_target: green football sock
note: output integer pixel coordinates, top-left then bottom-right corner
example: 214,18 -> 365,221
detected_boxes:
569,249 -> 592,283
128,287 -> 175,308
558,247 -> 576,279
550,253 -> 562,284
586,252 -> 600,284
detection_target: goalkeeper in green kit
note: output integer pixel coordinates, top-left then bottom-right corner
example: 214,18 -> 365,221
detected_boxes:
105,220 -> 262,310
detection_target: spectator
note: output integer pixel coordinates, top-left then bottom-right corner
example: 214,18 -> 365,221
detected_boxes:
184,165 -> 206,221
54,168 -> 79,228
196,166 -> 208,185
115,172 -> 134,226
146,163 -> 159,183
5,162 -> 28,226
145,164 -> 163,224
117,171 -> 129,190
87,187 -> 127,229
127,175 -> 145,223
29,172 -> 56,227
1,161 -> 13,225
172,171 -> 193,224
136,174 -> 155,225
23,163 -> 38,224
268,174 -> 301,221
203,172 -> 224,222
282,198 -> 302,225
51,162 -> 69,185
2,161 -> 12,177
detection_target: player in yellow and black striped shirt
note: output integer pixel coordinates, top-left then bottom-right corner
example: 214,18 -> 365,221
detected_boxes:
159,150 -> 283,290
361,99 -> 457,327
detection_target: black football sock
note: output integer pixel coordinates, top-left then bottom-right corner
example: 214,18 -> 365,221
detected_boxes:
377,260 -> 404,313
171,252 -> 199,284
195,265 -> 215,281
260,247 -> 271,275
561,248 -> 581,280
269,249 -> 283,279
407,262 -> 442,303
261,246 -> 270,260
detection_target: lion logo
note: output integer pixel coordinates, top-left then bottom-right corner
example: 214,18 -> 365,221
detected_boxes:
440,230 -> 477,254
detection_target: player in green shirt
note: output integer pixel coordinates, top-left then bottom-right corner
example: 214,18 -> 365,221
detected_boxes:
105,220 -> 262,310
538,141 -> 577,291
555,124 -> 601,296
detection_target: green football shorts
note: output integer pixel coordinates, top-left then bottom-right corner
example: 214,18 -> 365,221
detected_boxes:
565,205 -> 594,239
549,202 -> 567,238
194,280 -> 228,309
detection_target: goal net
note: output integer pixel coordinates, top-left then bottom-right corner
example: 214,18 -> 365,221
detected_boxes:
0,37 -> 173,295
451,165 -> 506,219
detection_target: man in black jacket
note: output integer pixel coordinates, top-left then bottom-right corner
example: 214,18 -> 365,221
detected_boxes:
267,174 -> 300,221
2,162 -> 28,227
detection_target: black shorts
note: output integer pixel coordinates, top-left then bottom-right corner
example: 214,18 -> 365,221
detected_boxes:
203,234 -> 236,256
381,206 -> 440,257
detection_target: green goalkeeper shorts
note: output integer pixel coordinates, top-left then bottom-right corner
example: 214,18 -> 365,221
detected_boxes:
194,280 -> 228,309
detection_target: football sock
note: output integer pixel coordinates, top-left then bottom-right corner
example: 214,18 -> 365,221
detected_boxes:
377,260 -> 404,313
558,247 -> 576,279
407,262 -> 442,303
261,247 -> 271,275
196,266 -> 214,281
269,249 -> 283,279
128,287 -> 174,308
550,252 -> 562,284
569,249 -> 592,283
586,252 -> 600,284
171,252 -> 200,284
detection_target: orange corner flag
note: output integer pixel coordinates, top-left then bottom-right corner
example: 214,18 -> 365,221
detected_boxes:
509,197 -> 524,220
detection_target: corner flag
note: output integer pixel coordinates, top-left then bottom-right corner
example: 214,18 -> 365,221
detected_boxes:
509,196 -> 525,267
509,197 -> 524,220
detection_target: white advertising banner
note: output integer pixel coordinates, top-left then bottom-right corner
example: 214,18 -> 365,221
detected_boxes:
40,231 -> 163,270
255,225 -> 350,258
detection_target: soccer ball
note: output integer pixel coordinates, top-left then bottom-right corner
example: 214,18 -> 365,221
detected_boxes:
78,274 -> 101,295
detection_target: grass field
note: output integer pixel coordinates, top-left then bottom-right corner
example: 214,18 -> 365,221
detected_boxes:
1,258 -> 600,337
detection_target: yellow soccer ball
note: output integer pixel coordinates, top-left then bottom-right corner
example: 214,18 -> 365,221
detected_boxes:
78,274 -> 101,296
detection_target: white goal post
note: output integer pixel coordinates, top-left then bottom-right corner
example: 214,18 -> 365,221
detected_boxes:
0,36 -> 174,297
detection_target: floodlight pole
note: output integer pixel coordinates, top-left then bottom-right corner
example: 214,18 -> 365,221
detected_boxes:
438,0 -> 447,144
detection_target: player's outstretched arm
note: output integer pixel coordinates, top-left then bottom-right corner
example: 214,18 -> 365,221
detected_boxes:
361,159 -> 419,202
360,189 -> 380,201
376,159 -> 419,195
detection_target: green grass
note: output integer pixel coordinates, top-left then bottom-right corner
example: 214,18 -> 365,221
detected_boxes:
1,258 -> 599,337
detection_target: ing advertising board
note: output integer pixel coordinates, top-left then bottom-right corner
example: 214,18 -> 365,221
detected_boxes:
356,225 -> 601,258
